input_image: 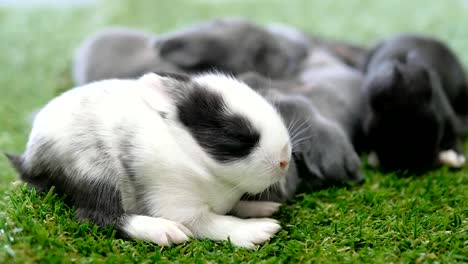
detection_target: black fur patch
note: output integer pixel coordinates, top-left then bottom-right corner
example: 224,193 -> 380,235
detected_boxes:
177,85 -> 260,162
366,111 -> 442,170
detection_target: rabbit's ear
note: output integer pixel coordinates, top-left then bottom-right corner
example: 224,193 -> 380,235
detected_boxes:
139,72 -> 165,86
137,72 -> 191,116
150,71 -> 192,83
159,37 -> 202,67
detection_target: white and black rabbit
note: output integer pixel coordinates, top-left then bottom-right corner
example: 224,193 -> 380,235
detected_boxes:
7,72 -> 293,248
361,34 -> 468,171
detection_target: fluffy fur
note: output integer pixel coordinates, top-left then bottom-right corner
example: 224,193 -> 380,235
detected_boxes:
239,47 -> 364,189
362,34 -> 468,170
72,28 -> 183,85
72,18 -> 368,86
266,23 -> 368,69
157,18 -> 299,78
7,72 -> 292,248
68,18 -> 369,198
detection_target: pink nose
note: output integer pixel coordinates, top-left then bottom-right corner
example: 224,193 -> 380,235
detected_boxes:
279,160 -> 289,169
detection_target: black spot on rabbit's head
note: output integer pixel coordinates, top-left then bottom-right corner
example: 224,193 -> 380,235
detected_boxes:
176,85 -> 260,163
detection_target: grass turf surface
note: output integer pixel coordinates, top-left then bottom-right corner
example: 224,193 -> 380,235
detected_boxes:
0,0 -> 467,262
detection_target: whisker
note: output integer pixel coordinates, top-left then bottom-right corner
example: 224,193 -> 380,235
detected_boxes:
287,114 -> 300,133
292,136 -> 315,152
291,129 -> 313,145
287,113 -> 304,135
290,120 -> 310,142
291,129 -> 309,144
258,146 -> 274,167
292,135 -> 314,145
291,121 -> 313,141
289,117 -> 306,140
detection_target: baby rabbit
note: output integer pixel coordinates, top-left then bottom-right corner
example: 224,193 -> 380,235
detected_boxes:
239,48 -> 364,188
72,18 -> 368,86
72,18 -> 298,86
298,48 -> 365,144
266,23 -> 368,69
156,17 -> 302,79
73,28 -> 183,85
362,34 -> 468,170
7,72 -> 292,248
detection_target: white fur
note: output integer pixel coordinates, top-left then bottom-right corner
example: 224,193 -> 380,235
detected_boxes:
190,74 -> 292,194
24,73 -> 291,248
123,215 -> 193,246
189,213 -> 281,248
368,152 -> 380,168
25,79 -> 139,186
438,149 -> 466,168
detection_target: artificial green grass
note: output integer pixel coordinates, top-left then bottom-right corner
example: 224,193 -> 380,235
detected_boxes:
0,0 -> 467,263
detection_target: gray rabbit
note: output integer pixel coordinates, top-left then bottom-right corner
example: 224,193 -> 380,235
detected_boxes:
240,47 -> 365,189
72,18 -> 367,85
73,27 -> 184,85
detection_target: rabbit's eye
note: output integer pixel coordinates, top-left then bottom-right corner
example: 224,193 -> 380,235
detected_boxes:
177,84 -> 260,163
221,116 -> 260,151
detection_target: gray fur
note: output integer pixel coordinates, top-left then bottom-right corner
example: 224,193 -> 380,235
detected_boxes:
12,100 -> 131,226
69,19 -> 368,199
239,47 -> 365,144
6,139 -> 126,227
243,81 -> 363,187
240,63 -> 364,187
113,124 -> 151,216
73,27 -> 183,85
156,17 -> 299,78
72,18 -> 368,86
266,23 -> 368,69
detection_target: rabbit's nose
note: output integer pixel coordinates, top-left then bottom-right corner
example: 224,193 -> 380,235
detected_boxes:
279,143 -> 291,171
279,160 -> 289,169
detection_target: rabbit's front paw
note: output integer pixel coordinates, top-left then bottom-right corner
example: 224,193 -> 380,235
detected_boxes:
227,218 -> 281,248
123,215 -> 193,246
